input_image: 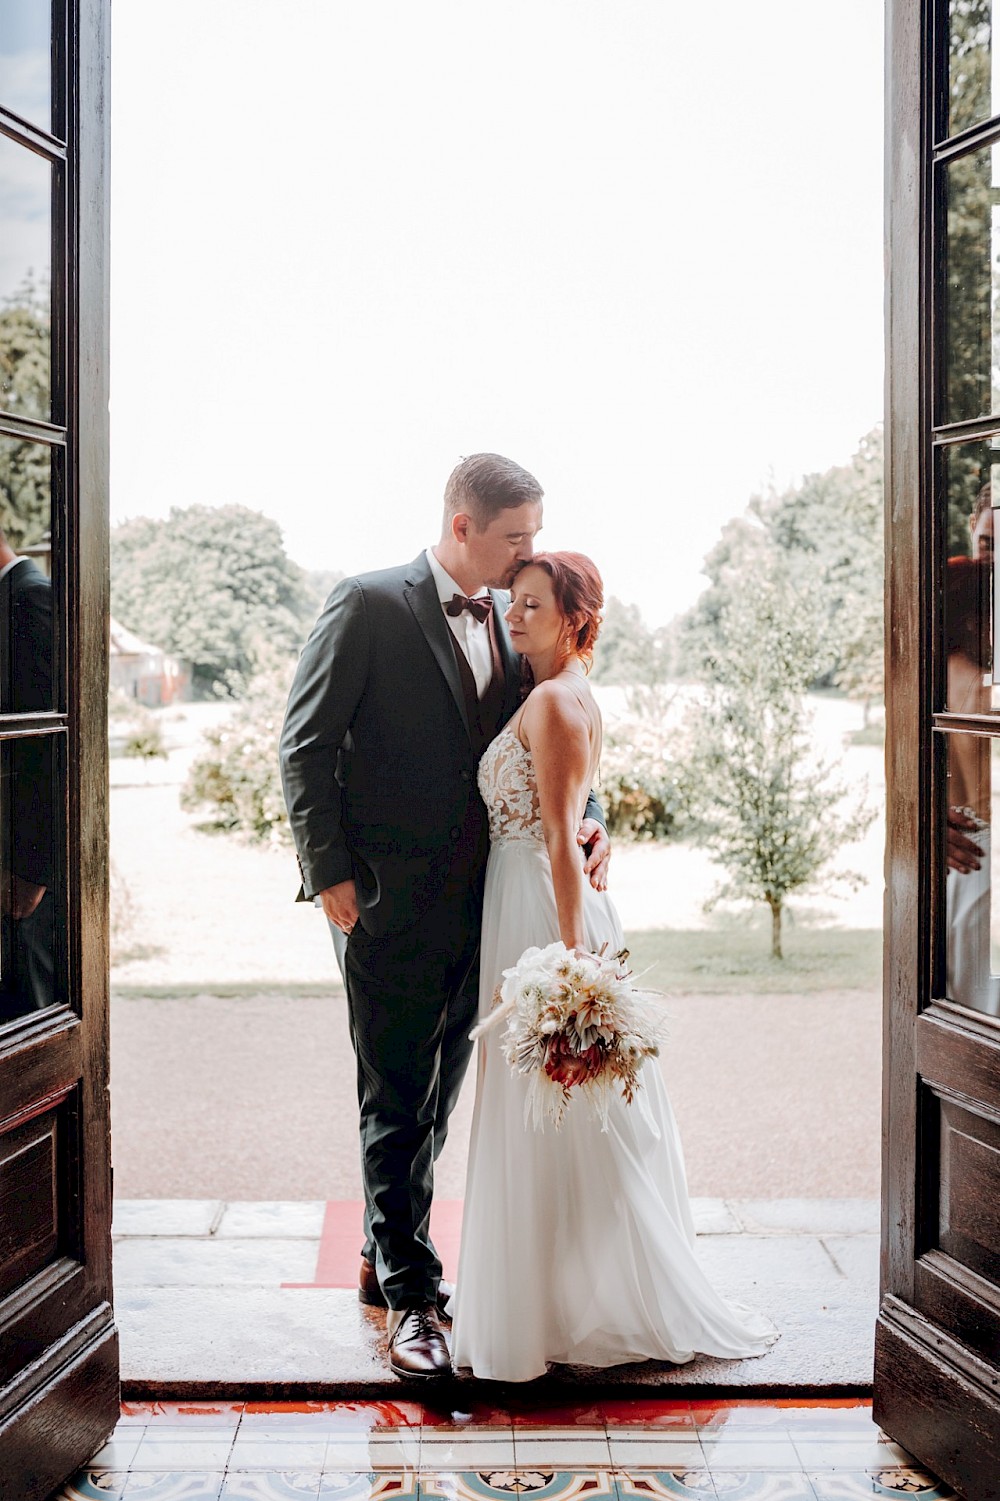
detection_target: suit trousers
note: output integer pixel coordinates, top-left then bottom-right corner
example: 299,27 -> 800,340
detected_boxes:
342,875 -> 482,1309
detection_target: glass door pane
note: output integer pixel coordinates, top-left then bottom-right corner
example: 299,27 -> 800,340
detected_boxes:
942,439 -> 1000,711
0,435 -> 56,712
944,731 -> 1000,1015
0,733 -> 63,1024
942,142 -> 1000,424
0,0 -> 52,131
0,132 -> 52,421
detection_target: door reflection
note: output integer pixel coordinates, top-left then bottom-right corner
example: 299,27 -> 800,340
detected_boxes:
0,541 -> 58,1023
946,554 -> 1000,1013
0,743 -> 57,1020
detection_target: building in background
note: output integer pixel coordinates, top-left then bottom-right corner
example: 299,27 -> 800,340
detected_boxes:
109,617 -> 189,706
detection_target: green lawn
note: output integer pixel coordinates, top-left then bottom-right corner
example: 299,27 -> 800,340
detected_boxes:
114,924 -> 883,1000
112,980 -> 342,1000
623,923 -> 882,994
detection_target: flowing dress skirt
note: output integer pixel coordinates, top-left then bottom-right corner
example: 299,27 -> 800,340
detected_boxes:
451,837 -> 777,1382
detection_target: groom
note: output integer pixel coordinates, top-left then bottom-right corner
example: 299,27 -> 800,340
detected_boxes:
279,453 -> 609,1378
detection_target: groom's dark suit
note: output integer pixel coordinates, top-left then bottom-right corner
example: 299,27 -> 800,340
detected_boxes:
280,550 -> 600,1309
280,551 -> 518,1311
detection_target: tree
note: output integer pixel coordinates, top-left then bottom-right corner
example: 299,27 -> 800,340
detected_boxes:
0,273 -> 49,422
111,505 -> 314,695
592,594 -> 679,724
677,513 -> 771,678
949,0 -> 992,138
686,561 -> 874,959
678,426 -> 885,712
304,568 -> 344,614
769,427 -> 885,719
0,275 -> 53,550
591,596 -> 650,684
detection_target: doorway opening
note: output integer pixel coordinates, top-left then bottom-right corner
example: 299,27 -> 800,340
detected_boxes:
102,0 -> 884,1391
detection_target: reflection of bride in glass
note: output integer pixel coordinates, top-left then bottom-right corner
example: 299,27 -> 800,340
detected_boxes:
945,553 -> 999,1015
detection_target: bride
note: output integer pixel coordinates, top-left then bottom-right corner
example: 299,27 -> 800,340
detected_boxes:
451,550 -> 776,1381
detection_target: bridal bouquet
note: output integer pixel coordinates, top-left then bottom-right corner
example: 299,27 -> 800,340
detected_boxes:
470,941 -> 667,1130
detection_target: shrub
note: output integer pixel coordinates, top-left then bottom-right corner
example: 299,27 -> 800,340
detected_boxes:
600,720 -> 691,841
108,690 -> 167,759
181,660 -> 293,846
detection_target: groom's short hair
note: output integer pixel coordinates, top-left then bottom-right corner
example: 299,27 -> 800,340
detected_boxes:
443,453 -> 543,531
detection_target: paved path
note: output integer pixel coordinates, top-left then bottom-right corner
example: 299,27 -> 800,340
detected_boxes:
112,1197 -> 878,1392
110,990 -> 880,1201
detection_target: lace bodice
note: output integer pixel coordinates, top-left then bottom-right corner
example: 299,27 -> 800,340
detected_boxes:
478,727 -> 545,846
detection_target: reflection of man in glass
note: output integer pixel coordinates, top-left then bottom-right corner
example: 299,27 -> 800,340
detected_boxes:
945,554 -> 1000,1014
0,527 -> 54,1021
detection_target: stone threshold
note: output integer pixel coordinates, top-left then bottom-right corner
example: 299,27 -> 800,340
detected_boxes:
113,1197 -> 878,1398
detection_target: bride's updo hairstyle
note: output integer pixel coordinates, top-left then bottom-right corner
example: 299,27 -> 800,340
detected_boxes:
515,551 -> 604,674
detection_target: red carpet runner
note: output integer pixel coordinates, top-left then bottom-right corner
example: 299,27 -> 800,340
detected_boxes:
282,1200 -> 464,1289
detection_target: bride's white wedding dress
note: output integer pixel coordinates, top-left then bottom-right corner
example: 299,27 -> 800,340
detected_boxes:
451,722 -> 777,1382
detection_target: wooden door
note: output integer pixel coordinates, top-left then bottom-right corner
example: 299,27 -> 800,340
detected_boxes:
879,2 -> 1000,1495
0,2 -> 118,1497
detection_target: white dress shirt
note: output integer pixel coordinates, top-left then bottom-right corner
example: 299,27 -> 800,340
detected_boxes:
425,548 -> 493,698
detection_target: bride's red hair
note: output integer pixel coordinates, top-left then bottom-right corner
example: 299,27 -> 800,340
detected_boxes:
513,551 -> 604,673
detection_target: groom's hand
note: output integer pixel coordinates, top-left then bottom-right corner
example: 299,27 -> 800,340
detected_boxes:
320,879 -> 360,935
578,818 -> 610,892
947,807 -> 982,874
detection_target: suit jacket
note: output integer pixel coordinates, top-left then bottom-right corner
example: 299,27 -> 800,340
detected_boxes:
279,551 -> 604,937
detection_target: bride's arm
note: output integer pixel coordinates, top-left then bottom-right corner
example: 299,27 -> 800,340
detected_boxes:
522,683 -> 594,951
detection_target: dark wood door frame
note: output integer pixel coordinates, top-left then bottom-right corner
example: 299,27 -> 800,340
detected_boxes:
0,2 -> 118,1497
878,2 -> 1000,1494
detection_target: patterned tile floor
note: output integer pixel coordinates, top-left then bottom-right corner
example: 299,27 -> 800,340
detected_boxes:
49,1399 -> 960,1501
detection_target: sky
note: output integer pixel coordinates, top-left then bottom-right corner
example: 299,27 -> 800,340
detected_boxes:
102,0 -> 884,627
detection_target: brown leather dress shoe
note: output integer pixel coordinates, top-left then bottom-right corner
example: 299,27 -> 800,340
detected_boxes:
359,1258 -> 454,1321
386,1303 -> 451,1379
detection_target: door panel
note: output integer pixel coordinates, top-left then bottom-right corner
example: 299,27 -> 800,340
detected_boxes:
0,1110 -> 62,1299
0,0 -> 117,1495
876,1311 -> 1000,1492
0,1320 -> 118,1501
914,1250 -> 1000,1365
879,0 -> 1000,1494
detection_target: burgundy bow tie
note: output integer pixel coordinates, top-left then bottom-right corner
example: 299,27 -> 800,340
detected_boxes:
445,592 -> 492,624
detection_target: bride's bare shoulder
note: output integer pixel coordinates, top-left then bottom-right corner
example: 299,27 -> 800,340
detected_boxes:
521,677 -> 592,740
